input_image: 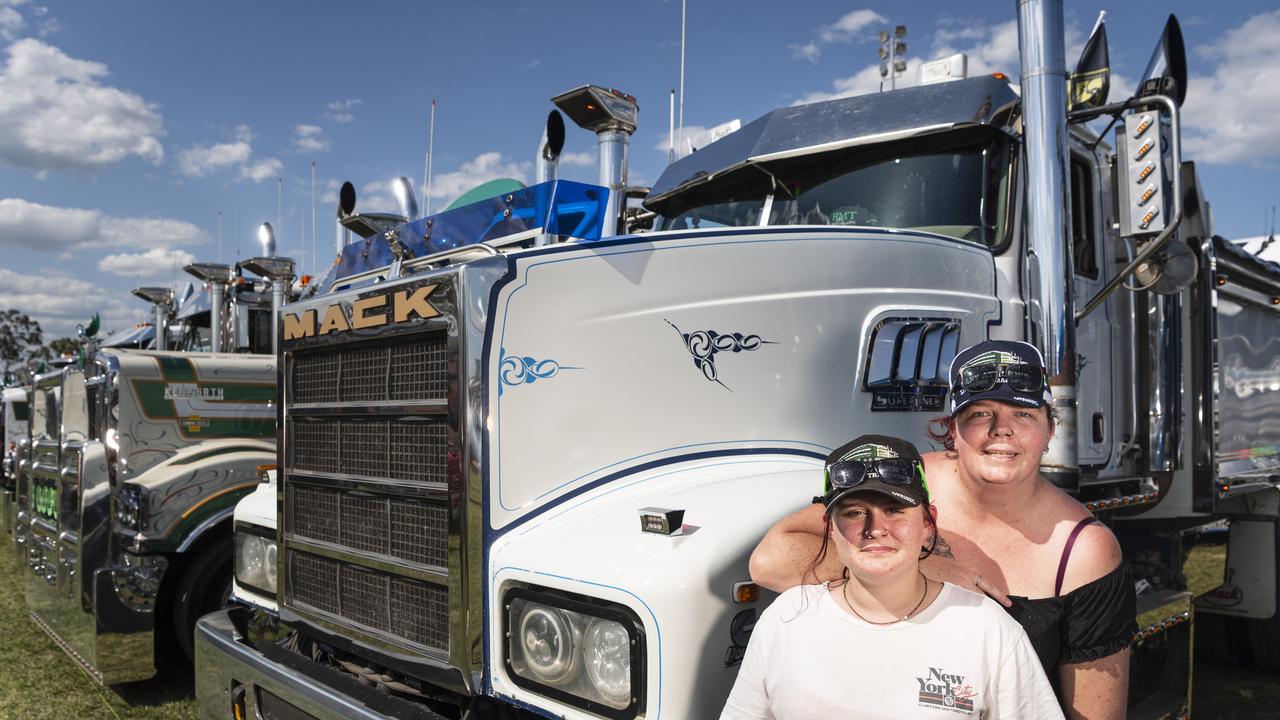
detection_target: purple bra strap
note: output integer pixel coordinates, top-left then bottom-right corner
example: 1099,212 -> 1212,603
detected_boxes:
1055,517 -> 1098,597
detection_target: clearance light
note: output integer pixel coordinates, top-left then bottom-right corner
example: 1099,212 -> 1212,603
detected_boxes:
734,582 -> 760,604
1139,208 -> 1160,230
1135,162 -> 1155,184
1216,274 -> 1228,286
1134,139 -> 1155,161
231,684 -> 246,720
1132,115 -> 1153,138
1272,296 -> 1280,305
991,72 -> 1007,81
1138,185 -> 1158,206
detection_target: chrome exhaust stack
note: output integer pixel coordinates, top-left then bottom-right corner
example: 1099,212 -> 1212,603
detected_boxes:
535,110 -> 566,185
552,86 -> 638,237
335,180 -> 409,239
131,287 -> 174,352
241,222 -> 296,356
1016,0 -> 1078,488
183,263 -> 235,353
392,176 -> 419,222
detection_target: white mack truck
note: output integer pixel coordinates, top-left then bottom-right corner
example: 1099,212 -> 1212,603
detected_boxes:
195,4 -> 1277,719
12,238 -> 299,684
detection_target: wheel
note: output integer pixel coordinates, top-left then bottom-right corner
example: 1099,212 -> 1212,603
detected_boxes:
171,535 -> 233,663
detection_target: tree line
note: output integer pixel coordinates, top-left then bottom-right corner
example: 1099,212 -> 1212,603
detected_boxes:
0,309 -> 83,379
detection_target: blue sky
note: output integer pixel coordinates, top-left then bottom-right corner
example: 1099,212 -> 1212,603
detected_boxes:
0,0 -> 1277,337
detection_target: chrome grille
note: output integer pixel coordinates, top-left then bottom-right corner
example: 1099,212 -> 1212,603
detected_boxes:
288,484 -> 449,568
291,334 -> 448,404
289,549 -> 449,652
288,419 -> 446,483
284,299 -> 457,660
290,550 -> 340,616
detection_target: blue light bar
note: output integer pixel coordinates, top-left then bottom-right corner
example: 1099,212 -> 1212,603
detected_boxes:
332,179 -> 609,281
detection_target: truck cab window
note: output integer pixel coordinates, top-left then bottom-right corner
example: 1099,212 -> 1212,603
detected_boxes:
658,200 -> 763,231
1071,158 -> 1099,278
768,135 -> 1012,247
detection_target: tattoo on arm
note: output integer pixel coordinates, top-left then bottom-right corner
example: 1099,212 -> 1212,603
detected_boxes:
932,534 -> 956,559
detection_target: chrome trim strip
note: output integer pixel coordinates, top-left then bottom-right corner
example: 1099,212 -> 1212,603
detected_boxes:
289,399 -> 448,415
286,471 -> 448,499
285,537 -> 449,583
175,506 -> 236,552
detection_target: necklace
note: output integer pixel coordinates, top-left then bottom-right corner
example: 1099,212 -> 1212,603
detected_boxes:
842,572 -> 929,625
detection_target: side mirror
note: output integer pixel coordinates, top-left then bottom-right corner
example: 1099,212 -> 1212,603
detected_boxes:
1137,15 -> 1187,108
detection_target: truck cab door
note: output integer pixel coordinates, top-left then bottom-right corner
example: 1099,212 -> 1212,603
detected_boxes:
1070,150 -> 1118,468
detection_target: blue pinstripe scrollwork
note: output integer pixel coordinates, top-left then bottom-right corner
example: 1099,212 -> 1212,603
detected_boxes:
666,319 -> 775,391
499,349 -> 582,395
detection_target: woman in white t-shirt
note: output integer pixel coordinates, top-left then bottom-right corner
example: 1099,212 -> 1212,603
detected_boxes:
721,434 -> 1063,720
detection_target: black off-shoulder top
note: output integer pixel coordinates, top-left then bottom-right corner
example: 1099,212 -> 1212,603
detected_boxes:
1005,560 -> 1137,678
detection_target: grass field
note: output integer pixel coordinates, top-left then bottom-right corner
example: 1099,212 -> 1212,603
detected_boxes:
0,536 -> 1275,718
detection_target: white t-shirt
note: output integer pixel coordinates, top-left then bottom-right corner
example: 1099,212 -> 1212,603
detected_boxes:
720,582 -> 1064,720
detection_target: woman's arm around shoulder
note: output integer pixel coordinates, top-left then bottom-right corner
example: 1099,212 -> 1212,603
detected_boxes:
749,503 -> 841,592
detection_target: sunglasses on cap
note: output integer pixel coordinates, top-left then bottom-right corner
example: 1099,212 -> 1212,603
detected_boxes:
956,362 -> 1047,394
826,458 -> 923,491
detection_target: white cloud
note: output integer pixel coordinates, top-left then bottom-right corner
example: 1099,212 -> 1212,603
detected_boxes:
0,7 -> 24,40
0,266 -> 143,339
0,197 -> 204,251
238,157 -> 282,183
1181,10 -> 1280,165
293,123 -> 330,152
0,38 -> 164,174
651,124 -> 725,154
931,19 -> 1022,78
97,247 -> 196,278
560,151 -> 594,166
818,9 -> 886,44
356,179 -> 401,215
177,140 -> 250,177
792,9 -> 886,62
793,18 -> 1026,105
178,124 -> 280,183
427,152 -> 529,207
324,97 -> 361,124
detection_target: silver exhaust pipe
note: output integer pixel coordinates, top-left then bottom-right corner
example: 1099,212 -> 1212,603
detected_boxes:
535,110 -> 566,185
392,176 -> 419,221
130,287 -> 174,352
258,222 -> 277,257
552,86 -> 638,237
183,263 -> 234,353
238,255 -> 296,357
1016,0 -> 1078,486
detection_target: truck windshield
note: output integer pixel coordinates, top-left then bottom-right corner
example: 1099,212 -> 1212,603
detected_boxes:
770,137 -> 1012,246
656,132 -> 1013,247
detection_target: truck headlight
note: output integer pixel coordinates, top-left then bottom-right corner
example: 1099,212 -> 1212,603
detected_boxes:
112,483 -> 143,530
234,526 -> 277,596
504,586 -> 644,716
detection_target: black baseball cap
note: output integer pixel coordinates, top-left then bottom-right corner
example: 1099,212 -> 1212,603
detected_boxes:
819,434 -> 929,510
948,340 -> 1053,416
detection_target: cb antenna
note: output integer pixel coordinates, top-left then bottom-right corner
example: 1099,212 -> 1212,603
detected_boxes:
1259,205 -> 1276,256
